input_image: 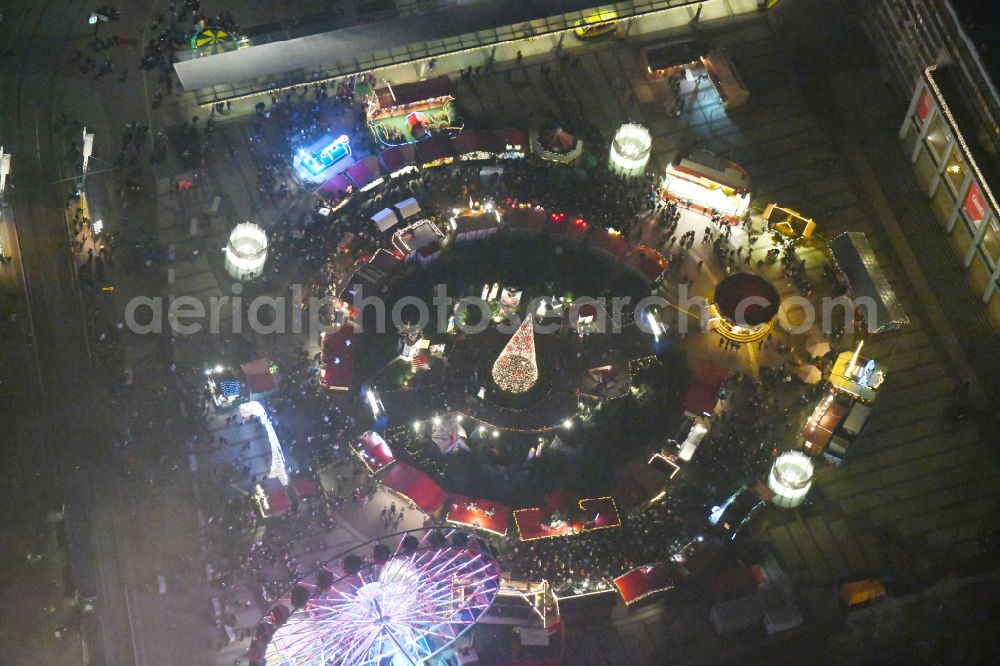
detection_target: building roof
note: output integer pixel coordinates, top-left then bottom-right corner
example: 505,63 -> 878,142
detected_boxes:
827,232 -> 909,332
176,0 -> 708,98
381,463 -> 447,514
539,127 -> 577,154
950,0 -> 1000,88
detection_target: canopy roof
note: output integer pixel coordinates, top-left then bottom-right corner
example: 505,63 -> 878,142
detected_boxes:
683,360 -> 728,416
378,143 -> 417,173
446,495 -> 511,536
371,207 -> 400,232
319,173 -> 352,196
614,563 -> 676,605
394,197 -> 421,219
347,155 -> 384,189
827,232 -> 908,332
539,127 -> 577,154
714,272 -> 781,326
354,431 -> 395,473
241,358 -> 276,394
381,462 -> 447,514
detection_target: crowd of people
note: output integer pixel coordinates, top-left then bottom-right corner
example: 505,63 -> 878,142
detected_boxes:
134,64 -> 858,652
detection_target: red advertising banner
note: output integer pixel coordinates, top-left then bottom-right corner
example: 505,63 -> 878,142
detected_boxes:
916,88 -> 932,122
963,181 -> 987,228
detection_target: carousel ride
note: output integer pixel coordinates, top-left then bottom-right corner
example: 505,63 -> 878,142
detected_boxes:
711,272 -> 781,342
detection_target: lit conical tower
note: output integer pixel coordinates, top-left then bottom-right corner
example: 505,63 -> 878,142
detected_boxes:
491,317 -> 538,393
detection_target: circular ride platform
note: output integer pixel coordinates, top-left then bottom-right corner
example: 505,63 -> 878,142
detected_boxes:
712,272 -> 781,343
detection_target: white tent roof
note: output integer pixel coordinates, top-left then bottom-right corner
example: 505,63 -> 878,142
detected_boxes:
372,208 -> 400,232
395,197 -> 421,220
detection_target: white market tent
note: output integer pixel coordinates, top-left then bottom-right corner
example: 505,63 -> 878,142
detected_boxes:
372,207 -> 400,233
394,197 -> 421,220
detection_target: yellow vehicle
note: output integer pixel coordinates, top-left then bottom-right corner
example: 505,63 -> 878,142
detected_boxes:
573,11 -> 617,39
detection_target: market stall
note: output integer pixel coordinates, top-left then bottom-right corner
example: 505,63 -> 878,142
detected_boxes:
827,232 -> 908,333
639,39 -> 705,79
371,208 -> 400,234
241,359 -> 276,399
702,48 -> 750,110
293,133 -> 353,184
253,478 -> 292,518
319,324 -> 354,391
346,155 -> 384,192
513,496 -> 621,541
205,366 -> 241,407
763,203 -> 816,238
829,341 -> 886,404
392,218 -> 445,256
613,563 -> 675,605
416,134 -> 455,168
351,431 -> 395,473
446,496 -> 511,537
800,392 -> 851,456
394,197 -> 421,221
367,76 -> 458,146
380,462 -> 448,515
452,129 -> 500,161
662,148 -> 751,223
532,127 -> 583,164
495,128 -> 528,158
683,360 -> 728,417
378,143 -> 418,177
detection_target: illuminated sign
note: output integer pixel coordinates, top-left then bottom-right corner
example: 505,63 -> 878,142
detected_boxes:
299,134 -> 351,176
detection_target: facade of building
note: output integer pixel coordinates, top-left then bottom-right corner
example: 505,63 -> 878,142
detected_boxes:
864,0 -> 1000,327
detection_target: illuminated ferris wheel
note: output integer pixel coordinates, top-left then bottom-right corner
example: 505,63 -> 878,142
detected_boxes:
249,528 -> 502,666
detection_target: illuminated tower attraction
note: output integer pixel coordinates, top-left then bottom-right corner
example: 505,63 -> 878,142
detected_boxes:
255,529 -> 501,666
491,318 -> 538,393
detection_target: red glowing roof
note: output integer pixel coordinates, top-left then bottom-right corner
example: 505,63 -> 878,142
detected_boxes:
381,463 -> 447,514
683,360 -> 728,416
628,245 -> 669,282
256,478 -> 291,517
241,358 -> 276,394
446,495 -> 511,537
494,128 -> 528,152
614,563 -> 675,605
320,325 -> 354,391
589,230 -> 629,259
293,477 -> 321,499
354,431 -> 395,473
513,496 -> 621,541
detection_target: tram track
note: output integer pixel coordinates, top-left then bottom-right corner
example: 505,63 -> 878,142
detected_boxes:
2,1 -> 147,664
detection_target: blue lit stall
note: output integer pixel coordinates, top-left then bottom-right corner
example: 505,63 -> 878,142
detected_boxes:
293,133 -> 353,184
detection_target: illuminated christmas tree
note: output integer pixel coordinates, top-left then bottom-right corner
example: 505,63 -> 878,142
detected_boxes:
492,317 -> 538,393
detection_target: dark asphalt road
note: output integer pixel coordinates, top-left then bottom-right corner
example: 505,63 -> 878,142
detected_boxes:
0,1 -> 143,663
